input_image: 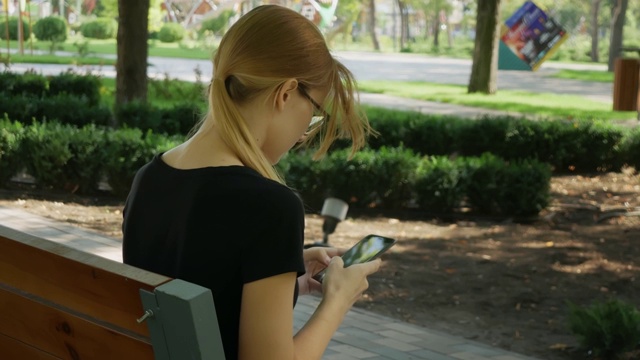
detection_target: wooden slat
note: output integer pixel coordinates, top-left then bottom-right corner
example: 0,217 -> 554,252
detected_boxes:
0,225 -> 171,338
0,286 -> 154,360
0,332 -> 62,360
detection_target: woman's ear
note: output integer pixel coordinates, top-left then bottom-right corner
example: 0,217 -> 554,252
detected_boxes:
274,79 -> 298,111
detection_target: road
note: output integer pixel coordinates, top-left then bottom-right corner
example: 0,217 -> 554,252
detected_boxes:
7,50 -> 613,103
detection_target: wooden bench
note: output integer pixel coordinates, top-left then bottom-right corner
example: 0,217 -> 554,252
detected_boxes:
0,224 -> 226,359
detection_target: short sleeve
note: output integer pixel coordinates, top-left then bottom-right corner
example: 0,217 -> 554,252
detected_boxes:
241,186 -> 306,283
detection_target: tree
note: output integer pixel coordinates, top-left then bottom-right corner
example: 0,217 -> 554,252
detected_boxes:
607,0 -> 629,71
115,0 -> 149,107
468,0 -> 502,94
590,0 -> 602,62
367,0 -> 380,50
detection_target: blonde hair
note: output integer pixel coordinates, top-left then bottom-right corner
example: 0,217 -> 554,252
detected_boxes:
199,5 -> 371,183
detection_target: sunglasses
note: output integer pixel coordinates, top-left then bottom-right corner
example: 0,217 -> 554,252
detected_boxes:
298,87 -> 330,135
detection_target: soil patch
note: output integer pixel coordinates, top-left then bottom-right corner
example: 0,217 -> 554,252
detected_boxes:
1,170 -> 639,359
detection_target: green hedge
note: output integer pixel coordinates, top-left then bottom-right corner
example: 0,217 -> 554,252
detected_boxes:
1,120 -> 552,217
158,23 -> 185,43
80,18 -> 117,39
363,107 -> 628,173
0,17 -> 31,40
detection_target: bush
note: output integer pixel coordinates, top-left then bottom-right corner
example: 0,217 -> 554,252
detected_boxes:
104,129 -> 181,197
0,117 -> 25,186
33,16 -> 68,42
568,299 -> 640,359
464,154 -> 551,216
0,17 -> 31,40
0,94 -> 112,127
2,72 -> 48,97
115,101 -> 202,135
48,71 -> 102,106
158,23 -> 185,43
80,18 -> 117,39
198,10 -> 235,36
414,156 -> 466,214
21,122 -> 108,193
115,101 -> 163,132
619,128 -> 640,169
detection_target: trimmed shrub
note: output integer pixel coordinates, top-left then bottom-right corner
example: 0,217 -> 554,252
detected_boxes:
0,117 -> 25,186
0,72 -> 47,97
104,129 -> 182,197
48,72 -> 102,106
33,16 -> 68,42
371,147 -> 419,209
0,94 -> 112,127
21,122 -> 108,193
158,23 -> 185,43
464,154 -> 551,216
80,18 -> 117,39
619,127 -> 640,169
0,17 -> 31,40
414,156 -> 466,214
115,101 -> 163,132
199,10 -> 235,36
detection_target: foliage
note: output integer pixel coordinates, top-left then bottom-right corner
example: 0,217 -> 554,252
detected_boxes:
114,100 -> 202,135
0,71 -> 47,97
21,122 -> 108,193
104,129 -> 181,197
33,16 -> 68,43
0,117 -> 25,186
158,23 -> 186,43
48,71 -> 102,106
198,10 -> 235,36
568,299 -> 640,359
0,17 -> 31,40
414,156 -> 466,213
80,18 -> 117,39
463,153 -> 551,217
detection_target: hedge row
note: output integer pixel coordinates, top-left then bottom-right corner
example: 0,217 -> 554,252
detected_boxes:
359,107 -> 638,174
0,71 -> 102,106
4,72 -> 637,176
0,119 -> 551,217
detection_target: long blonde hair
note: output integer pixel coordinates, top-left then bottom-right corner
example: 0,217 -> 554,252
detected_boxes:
201,5 -> 371,183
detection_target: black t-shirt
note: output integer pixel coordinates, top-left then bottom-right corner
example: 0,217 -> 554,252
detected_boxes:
122,154 -> 306,360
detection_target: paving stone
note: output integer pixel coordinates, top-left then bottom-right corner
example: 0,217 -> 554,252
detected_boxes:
373,337 -> 421,352
328,344 -> 378,358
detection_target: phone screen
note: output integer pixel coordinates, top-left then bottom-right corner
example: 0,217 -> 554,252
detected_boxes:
341,234 -> 396,267
313,234 -> 396,283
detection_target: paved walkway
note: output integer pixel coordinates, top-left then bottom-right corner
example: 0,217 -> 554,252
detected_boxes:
0,205 -> 539,360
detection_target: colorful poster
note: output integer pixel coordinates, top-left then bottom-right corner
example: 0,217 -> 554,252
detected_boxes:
500,1 -> 569,71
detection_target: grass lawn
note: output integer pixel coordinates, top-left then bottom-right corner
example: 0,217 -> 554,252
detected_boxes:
357,80 -> 634,121
4,38 -> 215,60
1,53 -> 116,66
551,69 -> 614,83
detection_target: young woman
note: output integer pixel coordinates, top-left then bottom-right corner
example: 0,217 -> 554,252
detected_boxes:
122,5 -> 381,360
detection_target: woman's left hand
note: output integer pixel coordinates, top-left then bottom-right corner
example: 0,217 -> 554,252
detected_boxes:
297,246 -> 341,295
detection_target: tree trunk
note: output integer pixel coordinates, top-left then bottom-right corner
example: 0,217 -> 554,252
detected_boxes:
368,0 -> 380,51
468,0 -> 501,94
397,0 -> 408,50
590,0 -> 601,62
607,0 -> 628,72
116,0 -> 149,107
433,8 -> 441,47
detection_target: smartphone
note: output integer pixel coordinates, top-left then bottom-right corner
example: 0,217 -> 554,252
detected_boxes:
312,234 -> 396,283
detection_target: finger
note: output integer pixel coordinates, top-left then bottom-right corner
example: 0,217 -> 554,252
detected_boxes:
359,258 -> 382,275
304,247 -> 331,265
329,255 -> 344,269
323,247 -> 341,258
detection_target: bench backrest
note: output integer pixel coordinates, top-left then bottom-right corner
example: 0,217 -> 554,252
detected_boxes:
0,224 -> 225,359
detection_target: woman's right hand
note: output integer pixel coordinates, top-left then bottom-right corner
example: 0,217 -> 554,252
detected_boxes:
321,256 -> 382,311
